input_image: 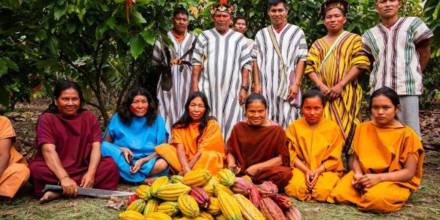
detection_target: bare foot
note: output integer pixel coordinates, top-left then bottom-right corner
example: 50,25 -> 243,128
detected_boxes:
143,177 -> 156,185
39,191 -> 62,204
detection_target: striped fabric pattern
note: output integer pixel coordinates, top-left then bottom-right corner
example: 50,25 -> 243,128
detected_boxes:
255,24 -> 308,128
153,31 -> 196,131
191,28 -> 252,139
362,17 -> 433,95
305,32 -> 370,140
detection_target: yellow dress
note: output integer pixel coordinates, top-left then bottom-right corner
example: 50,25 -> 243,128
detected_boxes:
0,116 -> 30,198
305,32 -> 370,140
285,117 -> 344,202
330,121 -> 424,213
155,119 -> 225,174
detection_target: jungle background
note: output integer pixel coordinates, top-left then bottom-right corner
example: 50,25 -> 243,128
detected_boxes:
0,0 -> 439,219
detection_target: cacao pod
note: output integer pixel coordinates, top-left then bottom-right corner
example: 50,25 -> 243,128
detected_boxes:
178,194 -> 200,218
170,175 -> 184,183
207,197 -> 221,216
230,177 -> 254,196
272,194 -> 292,210
233,194 -> 265,220
199,212 -> 215,220
143,199 -> 159,216
126,199 -> 146,213
217,169 -> 236,187
182,169 -> 212,187
248,186 -> 261,207
145,212 -> 172,220
135,185 -> 151,200
203,176 -> 219,196
190,187 -> 210,208
217,191 -> 242,220
213,183 -> 234,197
259,197 -> 287,220
155,182 -> 191,201
157,201 -> 179,216
118,210 -> 144,220
257,181 -> 278,197
151,176 -> 170,196
284,207 -> 302,220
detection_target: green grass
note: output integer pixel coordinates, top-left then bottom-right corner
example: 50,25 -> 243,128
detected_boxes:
2,151 -> 439,220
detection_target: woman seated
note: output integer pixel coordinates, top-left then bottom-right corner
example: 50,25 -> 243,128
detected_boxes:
29,80 -> 119,203
0,116 -> 30,199
101,87 -> 168,183
285,89 -> 344,202
155,92 -> 225,175
331,87 -> 424,213
227,93 -> 292,189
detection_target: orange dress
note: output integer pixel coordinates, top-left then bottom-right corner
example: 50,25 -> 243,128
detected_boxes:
330,121 -> 424,213
155,119 -> 225,174
285,117 -> 344,202
0,116 -> 30,198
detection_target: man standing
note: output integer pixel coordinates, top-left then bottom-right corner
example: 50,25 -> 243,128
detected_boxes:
255,0 -> 308,128
153,7 -> 196,130
233,16 -> 262,94
363,0 -> 433,136
191,1 -> 252,139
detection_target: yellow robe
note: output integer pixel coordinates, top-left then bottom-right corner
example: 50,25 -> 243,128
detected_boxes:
0,116 -> 30,198
330,122 -> 424,213
155,119 -> 225,174
285,118 -> 344,202
305,32 -> 370,140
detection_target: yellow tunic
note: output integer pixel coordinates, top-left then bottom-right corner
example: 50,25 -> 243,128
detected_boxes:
155,119 -> 225,174
331,121 -> 424,213
305,32 -> 370,140
285,118 -> 344,202
0,116 -> 30,198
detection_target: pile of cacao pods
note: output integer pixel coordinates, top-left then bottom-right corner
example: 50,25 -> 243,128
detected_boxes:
118,168 -> 302,220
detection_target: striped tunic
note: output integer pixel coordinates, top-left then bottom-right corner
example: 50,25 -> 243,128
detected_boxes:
305,32 -> 370,140
255,24 -> 308,128
191,28 -> 252,139
152,31 -> 196,131
362,17 -> 433,95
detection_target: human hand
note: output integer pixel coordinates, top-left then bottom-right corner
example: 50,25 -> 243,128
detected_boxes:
328,84 -> 343,99
131,159 -> 145,174
60,176 -> 78,197
245,165 -> 259,177
80,171 -> 95,188
359,173 -> 382,188
287,84 -> 299,102
119,147 -> 133,164
318,83 -> 331,96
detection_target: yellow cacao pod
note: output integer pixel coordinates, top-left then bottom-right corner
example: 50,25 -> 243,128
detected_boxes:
155,183 -> 192,201
151,176 -> 169,196
199,212 -> 215,220
215,215 -> 227,220
203,176 -> 219,196
233,194 -> 265,220
145,212 -> 172,220
118,210 -> 144,220
135,185 -> 151,200
182,169 -> 212,187
126,199 -> 146,213
170,175 -> 184,183
178,194 -> 200,218
157,201 -> 179,216
213,183 -> 234,197
217,191 -> 242,220
143,199 -> 159,216
207,197 -> 221,216
217,169 -> 236,187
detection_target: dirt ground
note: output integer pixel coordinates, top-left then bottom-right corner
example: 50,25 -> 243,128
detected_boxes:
1,101 -> 439,219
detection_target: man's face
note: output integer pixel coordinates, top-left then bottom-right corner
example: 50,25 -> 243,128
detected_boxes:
173,13 -> 189,33
375,0 -> 400,19
268,3 -> 288,26
233,18 -> 247,34
213,11 -> 232,33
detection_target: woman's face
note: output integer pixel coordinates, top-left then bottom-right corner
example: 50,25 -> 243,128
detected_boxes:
130,95 -> 149,117
188,97 -> 206,122
324,7 -> 346,33
245,101 -> 267,126
371,95 -> 399,127
55,88 -> 81,116
302,96 -> 324,125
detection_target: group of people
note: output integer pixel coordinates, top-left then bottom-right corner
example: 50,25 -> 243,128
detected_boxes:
0,0 -> 432,215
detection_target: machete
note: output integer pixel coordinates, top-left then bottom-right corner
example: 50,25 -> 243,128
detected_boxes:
43,184 -> 135,198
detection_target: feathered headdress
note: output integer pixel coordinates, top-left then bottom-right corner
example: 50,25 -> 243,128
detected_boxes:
210,0 -> 235,15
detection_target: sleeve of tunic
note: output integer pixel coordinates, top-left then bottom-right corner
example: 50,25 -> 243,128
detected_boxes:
198,120 -> 225,153
285,123 -> 299,167
399,127 -> 424,190
36,113 -> 56,148
412,17 -> 434,44
351,35 -> 371,71
304,41 -> 320,75
89,112 -> 102,143
239,38 -> 252,70
191,34 -> 207,66
154,116 -> 168,145
0,116 -> 15,140
295,29 -> 308,63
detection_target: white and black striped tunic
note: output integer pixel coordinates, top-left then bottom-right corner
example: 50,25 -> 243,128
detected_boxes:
153,31 -> 196,132
255,24 -> 308,128
191,28 -> 252,139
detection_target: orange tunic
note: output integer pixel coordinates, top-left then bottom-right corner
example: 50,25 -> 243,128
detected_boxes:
0,116 -> 30,198
155,119 -> 225,174
331,121 -> 424,213
285,117 -> 344,202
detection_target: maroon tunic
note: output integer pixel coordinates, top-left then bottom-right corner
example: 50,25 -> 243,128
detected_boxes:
227,122 -> 292,189
29,111 -> 119,196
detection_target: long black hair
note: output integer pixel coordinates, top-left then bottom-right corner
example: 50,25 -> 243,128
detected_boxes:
44,80 -> 85,114
301,88 -> 328,107
173,92 -> 214,144
117,87 -> 157,125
